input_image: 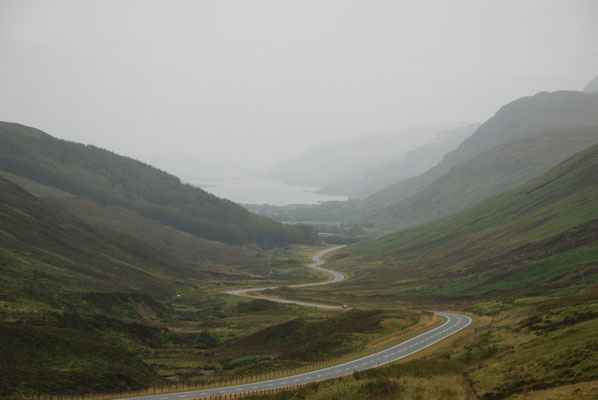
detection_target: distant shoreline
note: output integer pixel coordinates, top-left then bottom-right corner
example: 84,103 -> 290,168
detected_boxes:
183,177 -> 348,206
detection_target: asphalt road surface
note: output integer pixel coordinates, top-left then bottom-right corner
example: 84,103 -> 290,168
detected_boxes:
116,246 -> 472,400
289,245 -> 346,287
116,312 -> 471,400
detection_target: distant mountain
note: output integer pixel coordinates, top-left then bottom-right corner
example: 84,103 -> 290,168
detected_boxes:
584,75 -> 598,93
317,123 -> 480,199
248,91 -> 598,231
0,122 -> 316,246
365,91 -> 598,213
264,125 -> 449,188
372,125 -> 598,229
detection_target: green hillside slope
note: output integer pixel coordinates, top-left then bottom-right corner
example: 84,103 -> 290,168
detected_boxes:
0,170 -> 284,276
0,175 -> 198,393
0,175 -> 204,302
0,175 -> 417,397
372,125 -> 598,230
315,142 -> 598,304
365,91 -> 598,213
0,172 -> 322,311
0,122 -> 316,246
0,175 -> 326,396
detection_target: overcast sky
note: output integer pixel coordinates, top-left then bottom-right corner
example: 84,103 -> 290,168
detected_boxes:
1,0 -> 597,178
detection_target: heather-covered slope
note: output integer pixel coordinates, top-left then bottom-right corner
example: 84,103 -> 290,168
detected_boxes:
0,175 -> 201,300
0,174 -> 320,396
320,142 -> 598,301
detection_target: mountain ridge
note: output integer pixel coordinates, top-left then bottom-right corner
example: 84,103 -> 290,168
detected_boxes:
317,123 -> 480,199
583,75 -> 598,93
365,91 -> 598,213
0,121 -> 316,247
371,125 -> 598,229
264,125 -> 449,188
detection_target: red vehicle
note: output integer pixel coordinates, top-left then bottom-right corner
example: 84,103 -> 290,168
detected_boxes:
341,304 -> 349,309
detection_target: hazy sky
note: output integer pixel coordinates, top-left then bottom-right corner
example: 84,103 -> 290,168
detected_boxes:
1,0 -> 597,178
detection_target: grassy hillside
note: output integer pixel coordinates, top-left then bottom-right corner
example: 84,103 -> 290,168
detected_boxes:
364,91 -> 598,213
207,308 -> 418,374
0,121 -> 316,246
355,141 -> 598,298
0,170 -> 304,281
0,175 -> 192,300
0,173 -> 417,398
0,170 -> 325,288
268,142 -> 598,310
0,175 -> 193,394
0,174 -> 331,397
372,125 -> 598,230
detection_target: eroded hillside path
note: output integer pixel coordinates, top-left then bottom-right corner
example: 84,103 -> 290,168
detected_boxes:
116,246 -> 471,400
225,245 -> 348,309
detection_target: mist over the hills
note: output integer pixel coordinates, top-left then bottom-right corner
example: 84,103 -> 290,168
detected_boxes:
3,2 -> 598,398
584,75 -> 598,93
1,0 -> 597,182
264,124 -> 449,187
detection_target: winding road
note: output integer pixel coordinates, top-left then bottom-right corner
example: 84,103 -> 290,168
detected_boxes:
225,245 -> 347,309
116,246 -> 472,400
